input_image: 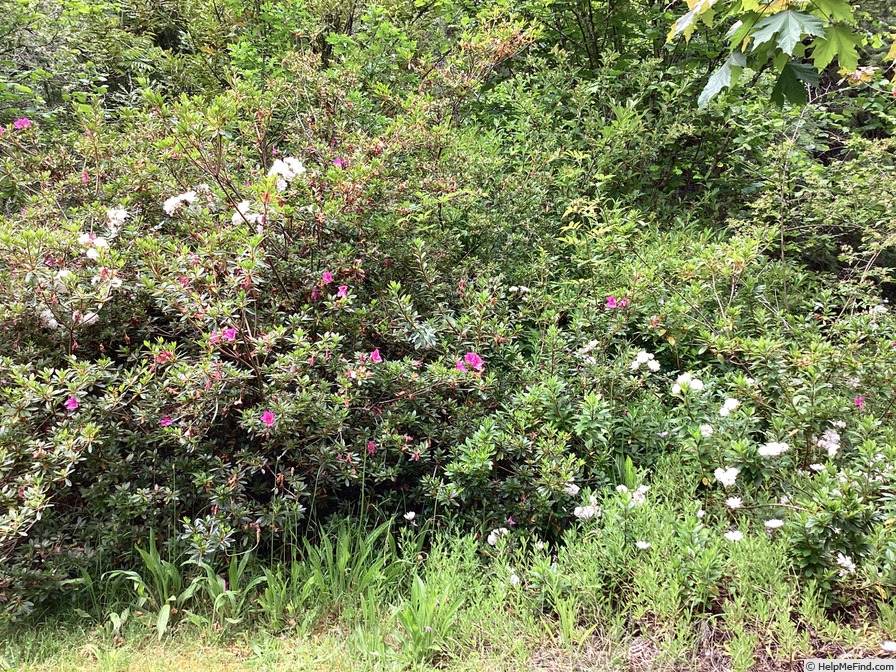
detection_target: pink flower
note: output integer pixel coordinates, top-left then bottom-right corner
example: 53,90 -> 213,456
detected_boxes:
65,396 -> 79,411
854,395 -> 865,408
370,349 -> 382,363
508,516 -> 516,526
160,416 -> 173,427
261,410 -> 275,427
177,276 -> 190,288
310,286 -> 321,300
455,359 -> 466,372
619,298 -> 629,308
333,158 -> 346,168
209,331 -> 221,344
321,271 -> 333,285
367,441 -> 377,454
606,296 -> 618,309
81,171 -> 89,184
0,126 -> 5,136
464,352 -> 484,371
410,451 -> 420,461
336,285 -> 349,298
222,327 -> 237,341
13,118 -> 31,130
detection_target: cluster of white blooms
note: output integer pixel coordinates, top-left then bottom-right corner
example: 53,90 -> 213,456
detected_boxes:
835,553 -> 856,575
881,641 -> 896,653
106,208 -> 128,236
268,157 -> 306,192
231,200 -> 265,229
724,530 -> 744,542
719,397 -> 740,417
631,350 -> 660,372
39,308 -> 59,329
725,497 -> 742,510
699,424 -> 714,438
615,484 -> 649,505
574,494 -> 601,520
635,541 -> 651,550
508,285 -> 530,294
869,304 -> 888,316
816,428 -> 841,457
671,372 -> 703,394
563,481 -> 580,496
764,519 -> 784,529
714,466 -> 739,487
757,441 -> 789,458
809,463 -> 827,472
78,232 -> 109,259
487,527 -> 510,546
163,190 -> 197,215
832,420 -> 846,429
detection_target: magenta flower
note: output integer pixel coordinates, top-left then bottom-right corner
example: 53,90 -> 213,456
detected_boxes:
619,297 -> 629,308
606,296 -> 618,309
0,125 -> 5,136
333,158 -> 346,168
13,118 -> 31,130
455,359 -> 466,372
160,416 -> 173,427
854,395 -> 865,408
367,440 -> 377,454
310,286 -> 321,300
261,410 -> 275,427
321,271 -> 333,285
64,396 -> 79,411
209,331 -> 221,344
508,516 -> 516,526
336,285 -> 349,299
81,171 -> 89,184
370,349 -> 382,363
464,352 -> 484,371
222,327 -> 237,341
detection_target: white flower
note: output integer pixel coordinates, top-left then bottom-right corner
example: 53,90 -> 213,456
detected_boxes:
616,484 -> 629,493
719,398 -> 740,417
632,485 -> 649,505
508,572 -> 520,586
724,530 -> 744,542
758,442 -> 789,458
744,377 -> 755,386
632,350 -> 658,372
74,311 -> 99,327
403,511 -> 415,521
106,208 -> 128,230
809,463 -> 826,472
714,467 -> 739,487
534,540 -> 545,551
231,200 -> 265,227
86,248 -> 100,260
832,420 -> 846,430
38,309 -> 59,329
635,541 -> 650,550
697,508 -> 705,518
725,497 -> 742,510
163,190 -> 197,215
268,157 -> 306,191
487,527 -> 509,546
579,340 -> 599,355
563,482 -> 580,496
670,383 -> 681,395
835,553 -> 856,574
94,237 -> 110,250
699,424 -> 714,438
870,304 -> 888,316
881,641 -> 896,652
690,378 -> 705,391
764,519 -> 784,529
573,505 -> 600,520
816,429 -> 841,457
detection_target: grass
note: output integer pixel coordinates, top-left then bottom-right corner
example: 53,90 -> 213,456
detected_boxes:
2,465 -> 892,671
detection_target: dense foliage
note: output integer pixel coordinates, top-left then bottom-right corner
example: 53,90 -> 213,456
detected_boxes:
1,0 -> 895,645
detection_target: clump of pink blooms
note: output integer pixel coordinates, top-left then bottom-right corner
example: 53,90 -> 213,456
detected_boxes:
456,351 -> 484,372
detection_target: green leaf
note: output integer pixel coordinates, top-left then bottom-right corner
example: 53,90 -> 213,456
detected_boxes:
752,11 -> 825,56
156,603 -> 171,640
771,60 -> 819,106
810,24 -> 861,71
698,51 -> 747,107
809,0 -> 854,23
